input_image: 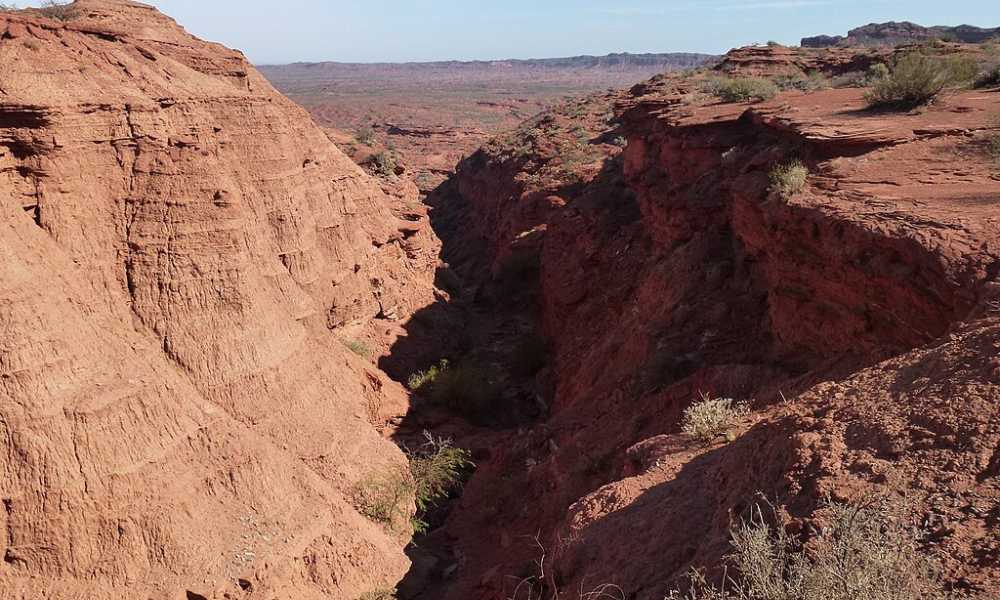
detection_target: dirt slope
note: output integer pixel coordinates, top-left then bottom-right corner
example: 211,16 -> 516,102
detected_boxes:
408,47 -> 1000,599
0,1 -> 437,598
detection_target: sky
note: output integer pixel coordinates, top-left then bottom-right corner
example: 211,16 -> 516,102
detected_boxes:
17,0 -> 1000,64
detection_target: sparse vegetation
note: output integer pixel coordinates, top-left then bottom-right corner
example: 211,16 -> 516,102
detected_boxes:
355,125 -> 377,146
0,1 -> 78,21
408,433 -> 473,532
768,160 -> 809,196
988,135 -> 1000,164
830,63 -> 889,89
39,0 -> 75,21
369,151 -> 398,178
408,357 -> 504,423
343,339 -> 372,358
705,77 -> 779,103
865,62 -> 891,84
773,72 -> 829,92
865,52 -> 978,109
667,499 -> 945,600
352,431 -> 471,536
408,358 -> 449,391
358,589 -> 397,600
351,464 -> 413,531
976,62 -> 1000,89
430,362 -> 502,423
681,393 -> 749,443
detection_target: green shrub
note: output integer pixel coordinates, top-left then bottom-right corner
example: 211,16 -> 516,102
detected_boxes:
408,359 -> 449,391
409,359 -> 503,423
707,77 -> 779,103
667,499 -> 945,600
352,432 -> 471,536
369,151 -> 398,178
351,466 -> 413,531
768,160 -> 808,196
681,394 -> 749,443
866,53 -> 978,109
355,126 -> 376,146
865,63 -> 892,83
409,433 -> 472,516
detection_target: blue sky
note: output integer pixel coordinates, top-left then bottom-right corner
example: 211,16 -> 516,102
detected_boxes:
19,1 -> 999,64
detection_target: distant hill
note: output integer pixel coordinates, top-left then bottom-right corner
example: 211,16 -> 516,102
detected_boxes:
259,52 -> 716,87
803,22 -> 1000,48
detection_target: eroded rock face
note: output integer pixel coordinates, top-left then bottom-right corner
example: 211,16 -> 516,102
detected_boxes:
0,1 -> 433,598
425,57 -> 999,599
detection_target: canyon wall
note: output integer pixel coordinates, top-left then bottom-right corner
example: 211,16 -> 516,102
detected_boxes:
0,1 -> 434,598
424,53 -> 999,599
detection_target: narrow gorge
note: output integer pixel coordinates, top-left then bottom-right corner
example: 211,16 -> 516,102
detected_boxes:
0,2 -> 997,600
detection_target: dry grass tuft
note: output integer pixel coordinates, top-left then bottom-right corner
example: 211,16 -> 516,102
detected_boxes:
768,160 -> 808,197
343,339 -> 372,358
704,77 -> 779,103
681,393 -> 749,443
358,589 -> 397,600
667,498 -> 945,600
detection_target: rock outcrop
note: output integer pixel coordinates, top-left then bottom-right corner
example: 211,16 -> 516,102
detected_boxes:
803,21 -> 1000,48
0,1 -> 435,598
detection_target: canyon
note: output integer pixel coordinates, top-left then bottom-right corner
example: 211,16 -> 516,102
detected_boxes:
0,2 -> 998,600
260,53 -> 715,194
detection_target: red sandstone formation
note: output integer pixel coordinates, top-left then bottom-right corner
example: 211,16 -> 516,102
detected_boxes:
0,1 -> 438,598
418,51 -> 999,599
2,3 -> 998,599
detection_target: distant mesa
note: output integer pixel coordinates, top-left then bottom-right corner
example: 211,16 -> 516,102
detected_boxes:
802,21 -> 1000,47
259,52 -> 717,77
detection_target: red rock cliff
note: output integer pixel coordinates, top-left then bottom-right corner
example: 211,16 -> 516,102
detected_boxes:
0,1 -> 433,598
